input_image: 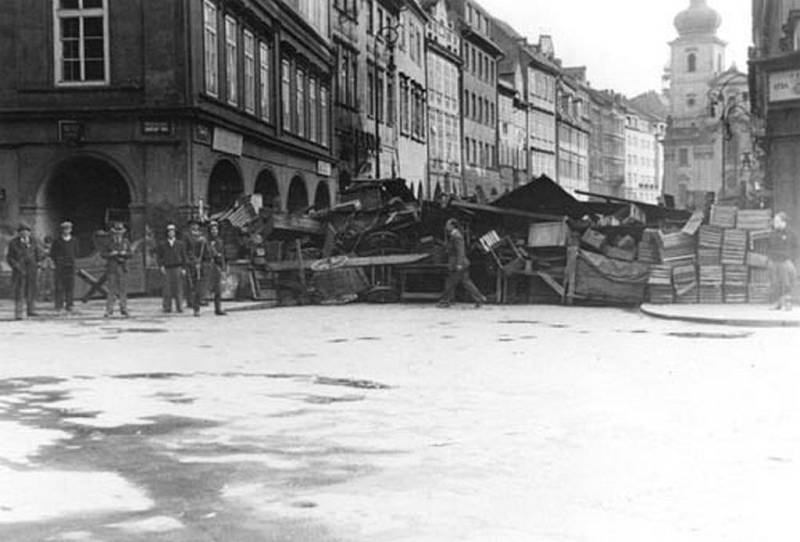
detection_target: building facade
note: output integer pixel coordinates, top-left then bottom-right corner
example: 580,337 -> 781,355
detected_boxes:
556,74 -> 590,198
623,107 -> 664,204
496,78 -> 527,192
750,0 -> 800,218
586,89 -> 626,197
449,0 -> 503,198
0,0 -> 335,254
424,0 -> 463,197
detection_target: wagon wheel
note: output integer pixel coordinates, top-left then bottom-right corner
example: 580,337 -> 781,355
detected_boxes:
364,285 -> 400,304
357,230 -> 404,256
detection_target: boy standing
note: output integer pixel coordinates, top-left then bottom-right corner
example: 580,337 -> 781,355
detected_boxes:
50,221 -> 79,314
768,211 -> 798,311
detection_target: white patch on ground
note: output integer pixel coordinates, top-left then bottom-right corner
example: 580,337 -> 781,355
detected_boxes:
0,467 -> 152,523
107,515 -> 184,533
46,531 -> 96,541
0,421 -> 70,464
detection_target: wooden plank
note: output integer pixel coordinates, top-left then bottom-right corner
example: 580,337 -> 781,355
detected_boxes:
264,253 -> 430,272
536,271 -> 565,297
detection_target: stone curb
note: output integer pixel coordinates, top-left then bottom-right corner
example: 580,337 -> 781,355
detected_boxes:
639,305 -> 800,328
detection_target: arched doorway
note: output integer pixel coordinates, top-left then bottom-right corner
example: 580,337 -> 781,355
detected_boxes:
313,181 -> 331,210
207,160 -> 243,214
254,169 -> 280,211
287,176 -> 308,213
44,156 -> 131,257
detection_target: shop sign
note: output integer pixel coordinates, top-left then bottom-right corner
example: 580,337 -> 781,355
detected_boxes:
769,69 -> 800,103
317,160 -> 332,176
212,127 -> 243,156
142,119 -> 172,135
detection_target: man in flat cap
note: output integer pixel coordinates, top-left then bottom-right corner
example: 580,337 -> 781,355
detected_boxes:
6,224 -> 43,320
101,222 -> 132,317
50,220 -> 79,314
155,223 -> 186,313
207,220 -> 227,316
184,218 -> 209,316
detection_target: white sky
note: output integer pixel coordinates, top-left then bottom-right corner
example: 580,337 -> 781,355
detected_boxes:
483,0 -> 751,97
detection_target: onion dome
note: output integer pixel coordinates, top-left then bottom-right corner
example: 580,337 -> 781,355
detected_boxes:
674,0 -> 721,37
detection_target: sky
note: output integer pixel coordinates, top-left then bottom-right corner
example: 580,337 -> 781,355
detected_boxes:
483,0 -> 751,98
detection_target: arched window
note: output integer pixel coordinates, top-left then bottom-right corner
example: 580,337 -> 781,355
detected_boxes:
687,53 -> 696,73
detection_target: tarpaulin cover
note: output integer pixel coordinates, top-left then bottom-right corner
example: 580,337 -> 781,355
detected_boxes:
491,175 -> 591,219
573,249 -> 650,305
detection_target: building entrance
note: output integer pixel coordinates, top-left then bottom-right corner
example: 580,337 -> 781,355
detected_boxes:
207,160 -> 243,214
44,157 -> 131,257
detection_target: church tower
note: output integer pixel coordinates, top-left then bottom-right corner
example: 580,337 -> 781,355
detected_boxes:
663,0 -> 730,208
669,0 -> 726,119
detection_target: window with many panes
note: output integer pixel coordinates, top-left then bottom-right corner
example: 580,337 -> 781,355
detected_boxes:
54,0 -> 109,85
296,68 -> 306,137
243,30 -> 255,113
309,76 -> 318,143
259,41 -> 271,122
320,85 -> 329,147
203,1 -> 218,96
282,58 -> 291,130
225,15 -> 238,106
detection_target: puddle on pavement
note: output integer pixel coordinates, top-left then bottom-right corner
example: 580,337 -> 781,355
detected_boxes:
355,336 -> 381,341
104,327 -> 169,334
667,331 -> 753,339
304,394 -> 364,405
499,320 -> 540,325
114,372 -> 184,380
629,329 -> 649,334
327,338 -> 349,343
314,376 -> 391,390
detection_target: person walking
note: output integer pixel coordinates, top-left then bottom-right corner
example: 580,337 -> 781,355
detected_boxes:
50,221 -> 79,314
184,219 -> 209,317
6,224 -> 43,320
438,218 -> 488,308
207,220 -> 227,316
156,223 -> 186,313
768,211 -> 798,311
102,222 -> 132,318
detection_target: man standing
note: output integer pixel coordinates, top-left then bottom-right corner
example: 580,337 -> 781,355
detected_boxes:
50,221 -> 79,314
207,220 -> 227,316
438,218 -> 487,308
156,223 -> 186,313
6,224 -> 42,320
184,219 -> 209,317
768,211 -> 798,311
102,222 -> 132,318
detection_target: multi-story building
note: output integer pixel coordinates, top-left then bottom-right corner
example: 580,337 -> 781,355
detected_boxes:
623,106 -> 664,204
448,0 -> 503,198
750,0 -> 800,217
0,0 -> 334,256
395,1 -> 429,197
424,0 -> 463,197
586,89 -> 626,197
496,78 -> 527,192
491,21 -> 559,183
556,73 -> 590,198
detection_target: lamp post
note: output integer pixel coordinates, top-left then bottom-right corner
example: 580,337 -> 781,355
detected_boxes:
373,21 -> 402,180
708,82 -> 751,202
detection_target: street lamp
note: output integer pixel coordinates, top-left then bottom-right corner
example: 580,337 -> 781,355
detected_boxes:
708,84 -> 751,202
373,21 -> 402,180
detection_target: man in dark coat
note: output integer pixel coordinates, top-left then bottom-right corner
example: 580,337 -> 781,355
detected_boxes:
438,218 -> 487,308
50,220 -> 79,314
156,223 -> 186,313
207,220 -> 227,316
768,211 -> 798,310
184,219 -> 210,316
102,222 -> 133,317
6,224 -> 43,320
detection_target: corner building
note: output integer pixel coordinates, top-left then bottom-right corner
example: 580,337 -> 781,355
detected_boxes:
0,0 -> 334,252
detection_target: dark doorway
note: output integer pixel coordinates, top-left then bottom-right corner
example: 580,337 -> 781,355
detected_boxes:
313,181 -> 331,210
287,176 -> 308,213
254,170 -> 280,211
207,160 -> 243,214
45,156 -> 131,257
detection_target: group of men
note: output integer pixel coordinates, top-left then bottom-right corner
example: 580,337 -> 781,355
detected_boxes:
5,218 -> 228,320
